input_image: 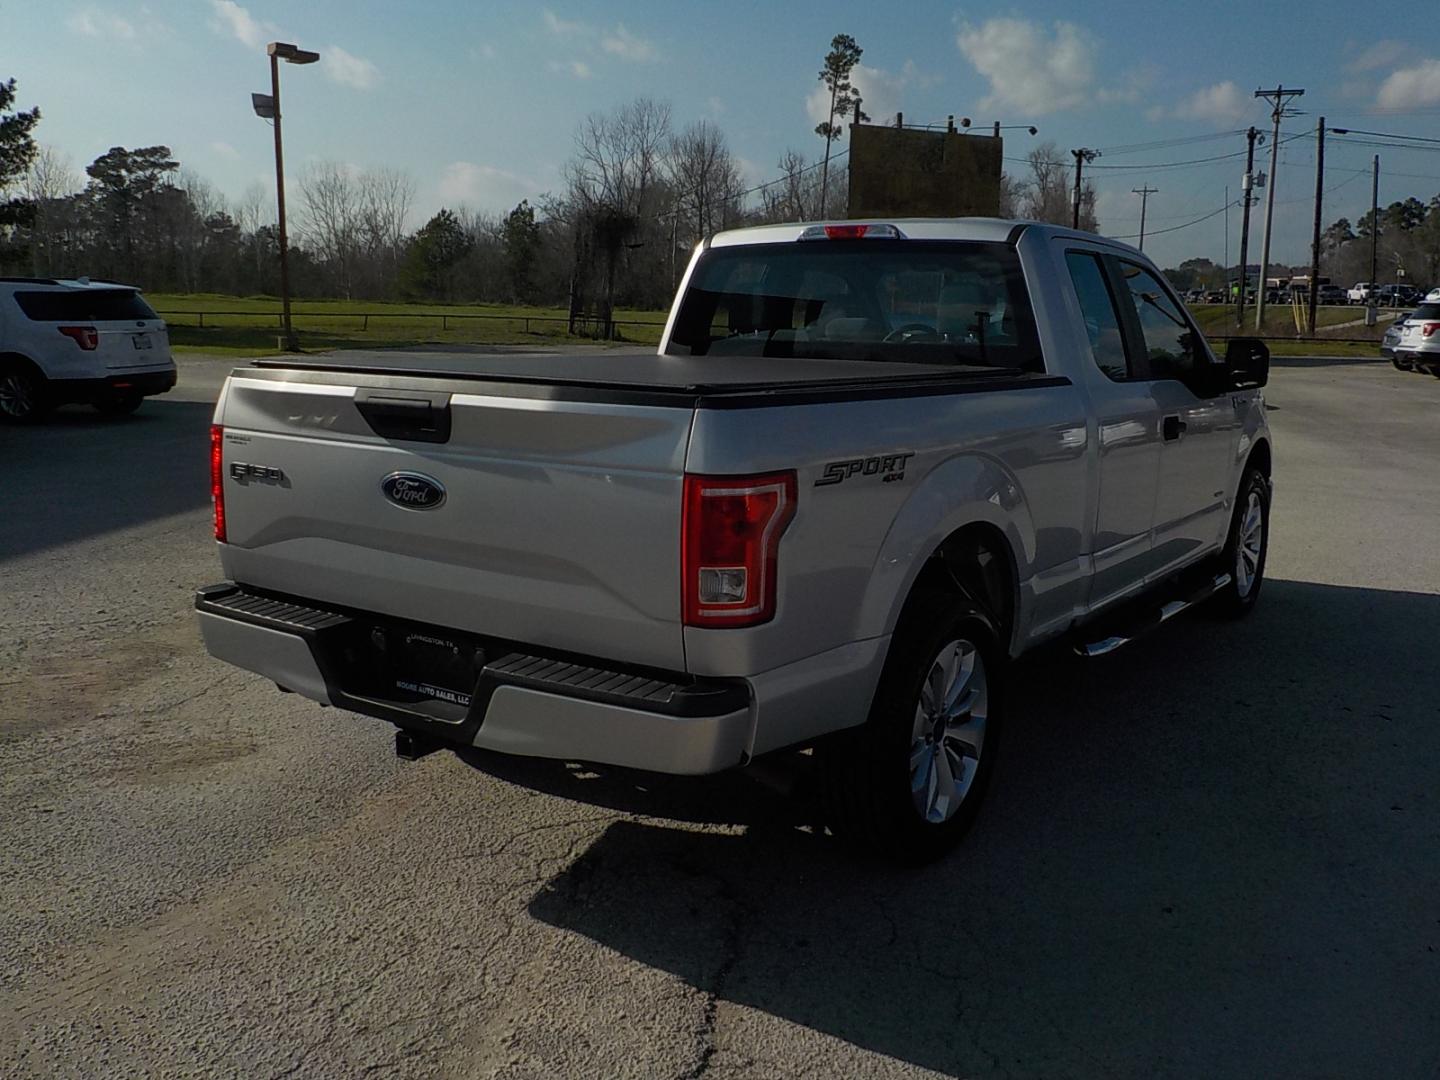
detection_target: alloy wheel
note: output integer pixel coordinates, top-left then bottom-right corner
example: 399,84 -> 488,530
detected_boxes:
909,638 -> 988,824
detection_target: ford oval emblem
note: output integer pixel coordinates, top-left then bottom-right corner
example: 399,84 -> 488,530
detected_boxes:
380,472 -> 446,511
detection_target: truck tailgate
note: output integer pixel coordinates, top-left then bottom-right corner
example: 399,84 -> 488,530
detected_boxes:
216,371 -> 693,671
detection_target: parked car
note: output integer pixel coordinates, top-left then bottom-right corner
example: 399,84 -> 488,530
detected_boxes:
198,218 -> 1274,862
0,277 -> 176,422
1389,301 -> 1440,376
1348,282 -> 1374,304
1382,310 -> 1414,367
1377,284 -> 1422,307
1424,287 -> 1440,303
1316,284 -> 1347,305
1204,290 -> 1226,303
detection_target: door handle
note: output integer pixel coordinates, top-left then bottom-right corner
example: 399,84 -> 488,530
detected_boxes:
1162,414 -> 1187,441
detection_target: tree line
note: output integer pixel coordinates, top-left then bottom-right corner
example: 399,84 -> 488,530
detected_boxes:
1,47 -> 1114,318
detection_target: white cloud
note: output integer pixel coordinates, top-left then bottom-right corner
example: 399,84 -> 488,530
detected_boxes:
211,141 -> 241,160
956,17 -> 1096,115
1377,58 -> 1440,109
324,46 -> 379,90
68,9 -> 137,39
210,0 -> 268,48
601,25 -> 656,62
1348,40 -> 1406,73
471,43 -> 498,61
1171,80 -> 1253,124
806,62 -> 912,129
543,9 -> 586,35
437,162 -> 537,212
547,59 -> 591,79
707,96 -> 726,117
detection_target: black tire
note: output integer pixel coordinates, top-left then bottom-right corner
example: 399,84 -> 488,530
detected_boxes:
0,363 -> 52,424
1211,466 -> 1270,617
1392,358 -> 1410,371
94,392 -> 144,416
821,592 -> 1005,863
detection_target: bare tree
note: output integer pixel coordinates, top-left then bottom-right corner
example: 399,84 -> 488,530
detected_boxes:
357,167 -> 414,297
173,170 -> 224,291
1016,142 -> 1098,231
23,146 -> 78,274
564,97 -> 675,322
234,181 -> 269,289
757,148 -> 819,224
299,162 -> 362,298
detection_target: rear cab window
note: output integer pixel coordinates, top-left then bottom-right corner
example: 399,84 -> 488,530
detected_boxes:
666,240 -> 1044,372
14,289 -> 159,322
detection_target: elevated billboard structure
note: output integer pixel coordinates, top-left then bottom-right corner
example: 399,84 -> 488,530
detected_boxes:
847,120 -> 1003,219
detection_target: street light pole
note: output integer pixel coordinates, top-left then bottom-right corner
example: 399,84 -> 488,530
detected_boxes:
257,42 -> 319,353
269,49 -> 294,352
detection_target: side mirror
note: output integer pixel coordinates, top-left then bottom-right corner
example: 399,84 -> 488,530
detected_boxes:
1225,337 -> 1269,390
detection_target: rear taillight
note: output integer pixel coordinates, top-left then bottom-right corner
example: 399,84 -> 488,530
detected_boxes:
58,325 -> 98,350
1423,322 -> 1439,338
682,471 -> 797,628
210,424 -> 227,542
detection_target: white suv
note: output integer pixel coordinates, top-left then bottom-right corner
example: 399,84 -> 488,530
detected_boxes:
0,277 -> 176,422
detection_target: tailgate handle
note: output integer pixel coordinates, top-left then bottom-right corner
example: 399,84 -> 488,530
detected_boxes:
354,390 -> 453,444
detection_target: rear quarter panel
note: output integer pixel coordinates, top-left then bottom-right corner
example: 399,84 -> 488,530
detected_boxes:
683,379 -> 1091,678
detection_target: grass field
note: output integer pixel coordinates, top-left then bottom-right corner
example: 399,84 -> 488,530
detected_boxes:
150,294 -> 670,356
151,294 -> 1396,358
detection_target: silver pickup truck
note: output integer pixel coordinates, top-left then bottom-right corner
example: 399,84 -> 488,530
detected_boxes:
198,219 -> 1273,861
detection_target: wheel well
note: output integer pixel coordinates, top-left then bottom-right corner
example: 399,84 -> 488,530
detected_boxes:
901,523 -> 1018,641
0,352 -> 44,381
1247,439 -> 1272,479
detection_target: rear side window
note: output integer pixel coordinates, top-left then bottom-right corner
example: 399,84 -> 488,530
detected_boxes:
14,289 -> 158,322
1065,251 -> 1130,381
1411,303 -> 1440,320
666,240 -> 1043,371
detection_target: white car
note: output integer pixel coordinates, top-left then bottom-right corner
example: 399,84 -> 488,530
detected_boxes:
0,277 -> 176,422
1425,287 -> 1440,303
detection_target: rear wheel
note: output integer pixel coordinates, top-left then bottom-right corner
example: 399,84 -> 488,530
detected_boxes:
0,364 -> 51,424
822,593 -> 1004,863
94,392 -> 144,416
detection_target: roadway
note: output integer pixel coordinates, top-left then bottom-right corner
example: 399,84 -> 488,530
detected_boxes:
1,352 -> 1437,1078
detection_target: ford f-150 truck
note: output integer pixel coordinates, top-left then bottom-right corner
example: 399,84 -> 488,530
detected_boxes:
198,219 -> 1273,861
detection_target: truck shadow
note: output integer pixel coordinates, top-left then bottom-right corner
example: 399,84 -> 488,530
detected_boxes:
0,398 -> 215,563
504,579 -> 1440,1077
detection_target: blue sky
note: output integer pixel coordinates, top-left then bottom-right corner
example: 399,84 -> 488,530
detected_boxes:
7,0 -> 1440,269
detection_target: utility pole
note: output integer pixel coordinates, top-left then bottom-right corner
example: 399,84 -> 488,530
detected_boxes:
1306,117 -> 1325,336
1236,126 -> 1260,327
1254,84 -> 1305,331
1224,185 -> 1230,279
1132,185 -> 1158,250
1367,154 -> 1380,325
1071,148 -> 1098,229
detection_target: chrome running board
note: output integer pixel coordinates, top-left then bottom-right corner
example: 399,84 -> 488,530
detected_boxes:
1075,572 -> 1232,658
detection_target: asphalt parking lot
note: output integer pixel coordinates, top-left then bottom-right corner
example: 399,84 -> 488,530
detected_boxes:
1,352 -> 1437,1078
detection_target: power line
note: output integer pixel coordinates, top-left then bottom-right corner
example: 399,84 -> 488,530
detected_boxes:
1095,130 -> 1246,156
1107,201 -> 1231,241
